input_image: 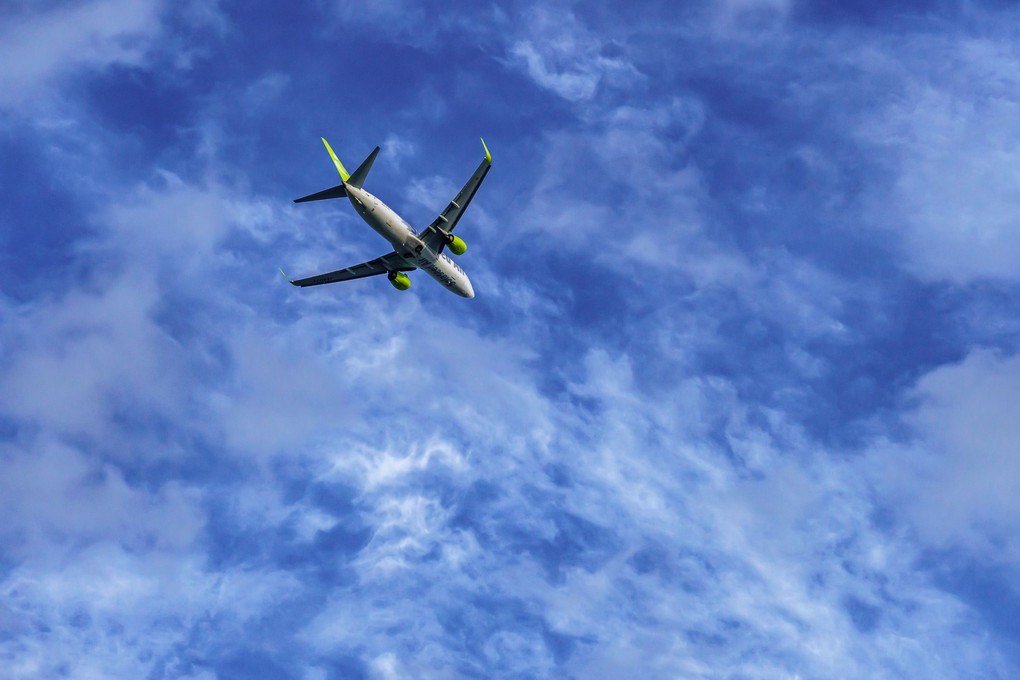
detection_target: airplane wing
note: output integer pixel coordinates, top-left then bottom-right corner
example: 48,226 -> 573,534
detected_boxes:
421,139 -> 492,253
282,251 -> 414,287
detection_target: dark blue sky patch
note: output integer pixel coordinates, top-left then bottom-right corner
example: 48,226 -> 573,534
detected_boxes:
687,67 -> 898,281
793,280 -> 972,445
448,480 -> 503,535
305,480 -> 360,515
628,543 -> 671,576
793,0 -> 943,26
213,3 -> 511,195
435,591 -> 586,673
516,490 -> 621,582
449,481 -> 620,581
0,132 -> 90,301
842,594 -> 882,633
686,627 -> 728,648
463,270 -> 576,388
924,550 -> 1020,665
0,548 -> 19,586
180,591 -> 356,680
931,282 -> 1020,357
269,523 -> 366,589
542,462 -> 573,488
78,66 -> 194,155
625,269 -> 982,450
0,416 -> 20,443
67,608 -> 91,630
316,654 -> 370,680
535,254 -> 638,342
543,627 -> 586,666
202,495 -> 271,569
211,648 -> 299,680
206,468 -> 374,582
311,522 -> 372,562
104,418 -> 246,493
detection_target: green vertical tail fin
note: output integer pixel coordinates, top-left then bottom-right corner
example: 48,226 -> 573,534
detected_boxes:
321,138 -> 350,181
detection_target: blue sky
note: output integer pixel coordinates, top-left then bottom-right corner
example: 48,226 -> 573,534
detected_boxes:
2,0 -> 1020,677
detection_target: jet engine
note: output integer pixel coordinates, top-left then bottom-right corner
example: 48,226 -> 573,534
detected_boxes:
446,234 -> 467,256
388,271 -> 411,290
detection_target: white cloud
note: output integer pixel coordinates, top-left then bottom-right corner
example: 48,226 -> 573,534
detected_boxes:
0,171 -> 266,442
876,349 -> 1020,557
0,270 -> 186,439
1,542 -> 303,679
708,0 -> 792,33
382,133 -> 416,170
242,71 -> 291,109
330,0 -> 421,30
508,8 -> 640,102
513,97 -> 715,274
324,3 -> 639,104
101,172 -> 236,262
510,41 -> 603,102
0,0 -> 164,108
281,328 -> 1013,677
859,35 -> 1020,283
205,324 -> 360,458
536,349 -> 1010,678
0,437 -> 203,561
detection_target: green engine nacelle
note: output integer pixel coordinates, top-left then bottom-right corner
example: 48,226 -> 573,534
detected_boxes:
447,235 -> 467,256
388,271 -> 411,290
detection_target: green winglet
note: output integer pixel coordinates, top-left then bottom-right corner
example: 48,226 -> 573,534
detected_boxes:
279,268 -> 298,286
321,137 -> 350,181
480,137 -> 491,162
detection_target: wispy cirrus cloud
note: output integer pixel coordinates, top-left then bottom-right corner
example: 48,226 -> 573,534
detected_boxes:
507,8 -> 640,103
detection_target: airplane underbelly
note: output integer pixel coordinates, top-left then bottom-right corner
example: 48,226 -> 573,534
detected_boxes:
352,196 -> 402,244
348,189 -> 471,296
416,254 -> 474,298
362,212 -> 398,242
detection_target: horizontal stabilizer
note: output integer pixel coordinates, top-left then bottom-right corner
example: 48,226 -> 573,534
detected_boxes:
294,183 -> 347,203
347,146 -> 380,189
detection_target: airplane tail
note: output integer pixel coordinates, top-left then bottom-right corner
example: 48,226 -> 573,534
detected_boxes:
346,146 -> 379,189
322,137 -> 350,181
292,139 -> 379,203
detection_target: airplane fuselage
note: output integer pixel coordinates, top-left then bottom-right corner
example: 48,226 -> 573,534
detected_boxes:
345,184 -> 474,298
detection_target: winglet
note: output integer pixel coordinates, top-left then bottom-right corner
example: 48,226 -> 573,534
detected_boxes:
279,268 -> 299,286
321,138 -> 350,181
481,137 -> 491,163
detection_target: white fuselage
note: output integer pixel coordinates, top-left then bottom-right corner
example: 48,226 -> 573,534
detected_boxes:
345,184 -> 474,298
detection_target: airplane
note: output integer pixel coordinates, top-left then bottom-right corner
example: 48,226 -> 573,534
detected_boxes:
281,137 -> 491,298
